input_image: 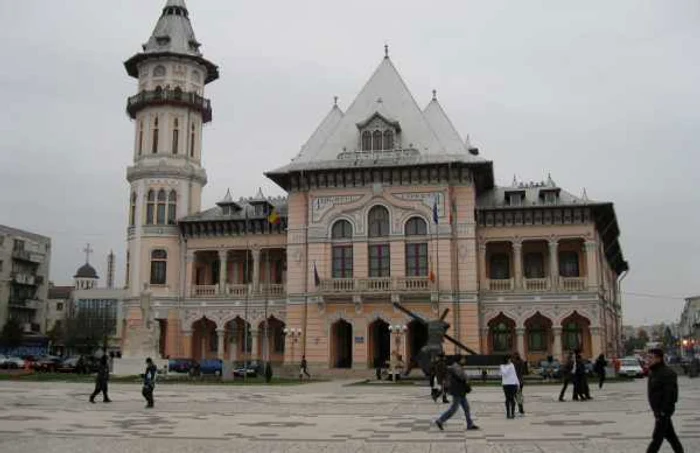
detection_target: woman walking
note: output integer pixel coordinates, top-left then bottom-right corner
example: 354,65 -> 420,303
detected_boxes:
500,355 -> 520,419
594,354 -> 608,389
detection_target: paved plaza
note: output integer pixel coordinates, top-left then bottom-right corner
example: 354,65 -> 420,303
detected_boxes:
0,377 -> 698,452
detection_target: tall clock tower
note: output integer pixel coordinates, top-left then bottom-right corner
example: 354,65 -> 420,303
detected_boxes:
122,0 -> 218,355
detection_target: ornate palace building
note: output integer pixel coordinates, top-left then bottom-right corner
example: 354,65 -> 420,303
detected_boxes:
120,0 -> 628,369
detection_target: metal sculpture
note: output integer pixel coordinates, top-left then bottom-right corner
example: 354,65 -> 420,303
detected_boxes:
393,301 -> 478,376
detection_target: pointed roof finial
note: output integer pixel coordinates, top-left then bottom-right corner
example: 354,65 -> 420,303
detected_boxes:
582,187 -> 589,201
512,174 -> 517,186
384,43 -> 389,59
432,89 -> 437,101
222,188 -> 233,203
547,173 -> 555,187
333,96 -> 338,107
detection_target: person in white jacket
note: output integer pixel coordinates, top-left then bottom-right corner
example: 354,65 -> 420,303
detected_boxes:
500,355 -> 520,419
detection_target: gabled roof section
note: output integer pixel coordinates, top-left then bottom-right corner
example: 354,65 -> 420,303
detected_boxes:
291,103 -> 343,162
356,110 -> 401,131
284,55 -> 446,166
423,91 -> 469,155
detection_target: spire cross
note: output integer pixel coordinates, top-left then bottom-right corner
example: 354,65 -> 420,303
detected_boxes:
384,43 -> 389,58
333,96 -> 338,106
83,243 -> 94,264
432,89 -> 437,101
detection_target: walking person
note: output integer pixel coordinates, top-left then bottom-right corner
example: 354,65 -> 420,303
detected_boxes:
500,355 -> 520,419
89,355 -> 111,403
434,356 -> 479,431
299,355 -> 311,381
594,354 -> 608,389
433,354 -> 449,404
559,352 -> 574,401
646,348 -> 684,453
142,357 -> 158,409
512,352 -> 528,415
573,351 -> 590,400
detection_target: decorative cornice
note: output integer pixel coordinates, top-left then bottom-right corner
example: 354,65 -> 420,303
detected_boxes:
127,161 -> 207,185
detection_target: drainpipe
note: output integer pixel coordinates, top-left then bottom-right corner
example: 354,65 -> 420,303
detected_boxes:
616,269 -> 629,357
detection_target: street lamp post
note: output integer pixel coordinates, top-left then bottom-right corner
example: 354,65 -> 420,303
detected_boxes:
388,324 -> 407,381
283,327 -> 302,367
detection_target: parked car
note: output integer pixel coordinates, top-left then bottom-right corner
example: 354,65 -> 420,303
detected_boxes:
233,366 -> 258,378
539,360 -> 562,379
168,358 -> 196,374
198,359 -> 222,375
618,357 -> 644,378
1,356 -> 26,369
34,356 -> 63,372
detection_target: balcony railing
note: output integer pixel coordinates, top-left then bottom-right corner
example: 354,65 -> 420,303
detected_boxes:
488,278 -> 514,292
225,284 -> 249,297
11,273 -> 37,286
126,88 -> 212,123
523,278 -> 550,291
260,284 -> 286,297
191,283 -> 287,298
8,299 -> 40,310
12,250 -> 43,263
319,277 -> 434,294
192,285 -> 218,297
559,277 -> 586,292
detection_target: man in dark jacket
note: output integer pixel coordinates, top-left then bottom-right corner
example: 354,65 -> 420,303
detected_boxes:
89,355 -> 111,403
512,352 -> 528,415
142,357 -> 158,409
434,356 -> 479,431
434,355 -> 449,403
646,348 -> 684,453
558,352 -> 574,401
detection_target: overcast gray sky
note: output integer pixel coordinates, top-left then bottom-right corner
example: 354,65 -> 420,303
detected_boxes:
0,0 -> 698,326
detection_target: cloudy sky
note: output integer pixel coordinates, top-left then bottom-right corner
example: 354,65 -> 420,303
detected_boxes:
0,0 -> 698,325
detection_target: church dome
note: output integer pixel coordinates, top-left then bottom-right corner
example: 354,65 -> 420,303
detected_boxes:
74,263 -> 98,279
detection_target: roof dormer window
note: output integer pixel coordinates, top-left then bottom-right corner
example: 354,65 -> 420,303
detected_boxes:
539,188 -> 560,205
357,113 -> 400,152
505,190 -> 525,207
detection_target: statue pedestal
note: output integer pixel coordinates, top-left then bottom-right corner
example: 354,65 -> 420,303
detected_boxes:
113,357 -> 168,376
117,317 -> 164,376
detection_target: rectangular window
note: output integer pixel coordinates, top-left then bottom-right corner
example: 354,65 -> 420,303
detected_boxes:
13,240 -> 25,252
524,253 -> 545,278
156,204 -> 166,225
0,260 -> 3,272
56,303 -> 63,311
150,261 -> 167,285
273,329 -> 285,353
125,252 -> 130,288
138,129 -> 144,155
405,243 -> 428,277
152,128 -> 159,153
332,246 -> 353,278
172,129 -> 179,154
146,204 -> 154,225
559,251 -> 580,277
490,253 -> 511,279
369,244 -> 390,277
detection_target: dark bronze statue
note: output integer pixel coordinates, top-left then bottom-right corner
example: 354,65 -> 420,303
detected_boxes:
393,301 -> 477,376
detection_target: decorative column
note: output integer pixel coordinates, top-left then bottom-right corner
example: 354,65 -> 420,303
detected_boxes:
185,251 -> 195,297
182,330 -> 193,359
590,326 -> 602,359
250,328 -> 259,362
548,239 -> 559,291
216,328 -> 225,360
585,241 -> 599,291
552,326 -> 563,361
481,328 -> 490,354
513,240 -> 523,290
229,330 -> 238,363
218,250 -> 228,295
251,249 -> 261,293
478,243 -> 488,290
516,327 -> 526,358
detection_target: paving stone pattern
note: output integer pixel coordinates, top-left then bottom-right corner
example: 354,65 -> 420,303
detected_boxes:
0,378 -> 698,452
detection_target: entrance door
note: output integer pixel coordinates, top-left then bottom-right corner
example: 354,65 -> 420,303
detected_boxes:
368,319 -> 390,368
331,320 -> 353,368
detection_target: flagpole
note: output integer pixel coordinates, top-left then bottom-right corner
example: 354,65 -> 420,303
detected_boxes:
434,195 -> 440,319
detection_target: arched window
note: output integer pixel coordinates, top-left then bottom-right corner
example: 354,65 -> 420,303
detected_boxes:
331,220 -> 353,279
490,253 -> 511,280
563,322 -> 582,351
368,206 -> 390,238
331,220 -> 353,239
172,118 -> 179,154
153,65 -> 166,77
138,120 -> 144,155
129,192 -> 136,226
167,190 -> 177,225
404,217 -> 427,236
373,130 -> 383,151
156,189 -> 167,224
190,122 -> 196,158
173,86 -> 182,100
150,249 -> 167,285
191,71 -> 201,83
383,130 -> 394,150
152,116 -> 159,154
492,322 -> 513,353
361,131 -> 372,151
528,321 -> 547,352
146,190 -> 155,224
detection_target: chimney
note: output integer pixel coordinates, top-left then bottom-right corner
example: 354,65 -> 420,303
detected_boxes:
107,250 -> 115,289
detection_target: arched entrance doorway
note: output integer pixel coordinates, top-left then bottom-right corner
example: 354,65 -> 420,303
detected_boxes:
257,317 -> 286,364
368,319 -> 390,368
330,319 -> 353,369
406,319 -> 428,369
224,317 -> 250,364
561,312 -> 592,358
487,313 -> 516,355
524,312 -> 553,362
191,318 -> 217,361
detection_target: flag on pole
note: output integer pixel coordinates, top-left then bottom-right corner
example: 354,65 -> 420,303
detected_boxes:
267,208 -> 281,225
429,268 -> 436,283
432,196 -> 439,224
313,261 -> 321,287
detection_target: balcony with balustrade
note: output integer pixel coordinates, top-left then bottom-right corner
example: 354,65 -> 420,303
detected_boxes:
482,238 -> 593,293
126,88 -> 212,123
319,276 -> 434,297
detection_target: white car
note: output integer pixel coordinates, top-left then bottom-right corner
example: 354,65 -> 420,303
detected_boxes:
618,358 -> 643,378
2,356 -> 26,369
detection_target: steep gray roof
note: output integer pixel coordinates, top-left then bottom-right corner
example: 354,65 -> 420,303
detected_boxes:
143,0 -> 201,57
181,195 -> 288,222
269,55 -> 483,175
477,179 -> 590,209
74,263 -> 98,279
423,93 -> 469,155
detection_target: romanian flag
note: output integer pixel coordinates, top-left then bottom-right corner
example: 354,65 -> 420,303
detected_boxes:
432,197 -> 439,224
429,268 -> 436,283
267,208 -> 281,225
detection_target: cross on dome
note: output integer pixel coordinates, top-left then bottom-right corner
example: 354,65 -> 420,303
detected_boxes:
83,243 -> 94,264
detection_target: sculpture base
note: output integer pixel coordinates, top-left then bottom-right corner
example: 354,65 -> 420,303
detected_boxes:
113,357 -> 168,376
